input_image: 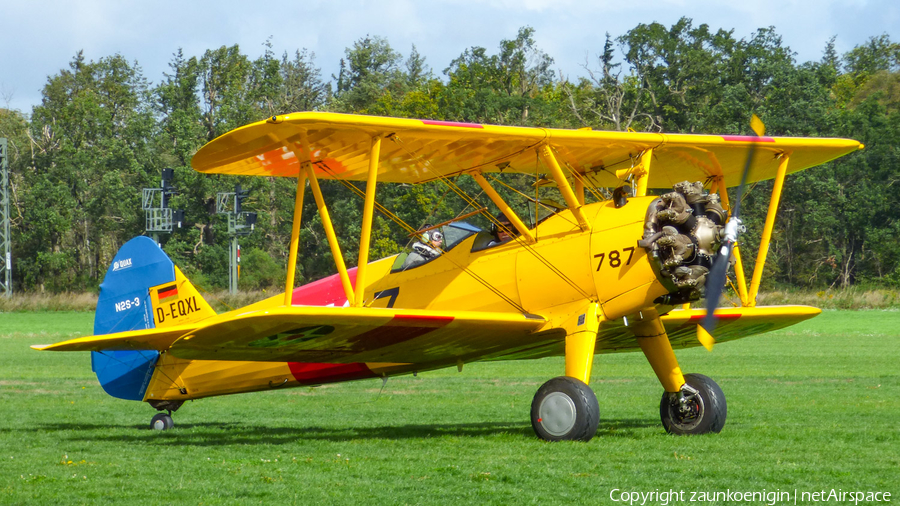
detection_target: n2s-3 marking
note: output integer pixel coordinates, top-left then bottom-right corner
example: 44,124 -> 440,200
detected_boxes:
595,247 -> 635,271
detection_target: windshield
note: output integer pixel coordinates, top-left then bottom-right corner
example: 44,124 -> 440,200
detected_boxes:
442,221 -> 480,250
390,221 -> 480,272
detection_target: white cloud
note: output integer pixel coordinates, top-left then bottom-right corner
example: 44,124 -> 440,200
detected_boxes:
0,0 -> 895,114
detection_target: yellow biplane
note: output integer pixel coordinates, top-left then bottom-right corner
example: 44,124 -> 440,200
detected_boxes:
34,113 -> 862,440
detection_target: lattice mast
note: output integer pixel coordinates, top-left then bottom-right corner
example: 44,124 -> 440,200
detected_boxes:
0,139 -> 10,297
216,184 -> 257,294
142,168 -> 184,244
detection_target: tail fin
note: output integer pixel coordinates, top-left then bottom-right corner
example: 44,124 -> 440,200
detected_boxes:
91,236 -> 214,400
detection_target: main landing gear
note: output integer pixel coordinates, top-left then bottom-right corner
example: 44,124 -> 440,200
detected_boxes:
529,311 -> 728,441
659,373 -> 726,435
529,372 -> 726,441
530,376 -> 599,442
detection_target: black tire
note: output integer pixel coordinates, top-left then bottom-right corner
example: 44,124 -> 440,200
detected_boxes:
659,373 -> 726,435
531,376 -> 599,442
150,413 -> 174,431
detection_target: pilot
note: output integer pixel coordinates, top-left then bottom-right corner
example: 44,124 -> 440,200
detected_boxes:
401,230 -> 444,269
488,213 -> 517,246
413,230 -> 443,259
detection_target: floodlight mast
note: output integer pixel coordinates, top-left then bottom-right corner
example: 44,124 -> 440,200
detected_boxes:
216,183 -> 257,294
142,168 -> 184,244
0,138 -> 11,297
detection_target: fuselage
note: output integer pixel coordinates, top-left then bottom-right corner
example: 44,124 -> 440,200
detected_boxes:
144,196 -> 673,403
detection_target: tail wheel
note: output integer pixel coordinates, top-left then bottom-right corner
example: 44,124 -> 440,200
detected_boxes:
660,373 -> 726,435
150,413 -> 174,431
531,376 -> 599,442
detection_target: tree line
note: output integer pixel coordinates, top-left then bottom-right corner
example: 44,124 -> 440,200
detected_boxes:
0,20 -> 897,293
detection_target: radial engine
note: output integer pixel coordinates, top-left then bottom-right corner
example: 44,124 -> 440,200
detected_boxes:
639,181 -> 729,305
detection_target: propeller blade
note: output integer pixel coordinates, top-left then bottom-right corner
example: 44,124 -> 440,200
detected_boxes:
701,114 -> 766,339
697,324 -> 716,351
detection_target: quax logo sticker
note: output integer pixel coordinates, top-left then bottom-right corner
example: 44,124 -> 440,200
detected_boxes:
112,258 -> 133,272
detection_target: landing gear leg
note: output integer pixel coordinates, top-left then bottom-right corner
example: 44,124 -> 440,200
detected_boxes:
631,313 -> 727,435
150,411 -> 174,431
531,307 -> 601,442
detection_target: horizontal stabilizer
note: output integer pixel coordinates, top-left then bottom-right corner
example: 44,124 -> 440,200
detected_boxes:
32,323 -> 199,352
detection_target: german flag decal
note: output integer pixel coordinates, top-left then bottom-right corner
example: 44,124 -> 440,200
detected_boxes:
157,284 -> 178,303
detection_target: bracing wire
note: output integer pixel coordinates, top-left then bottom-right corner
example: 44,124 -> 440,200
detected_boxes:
483,175 -> 591,299
313,159 -> 529,314
390,136 -> 592,301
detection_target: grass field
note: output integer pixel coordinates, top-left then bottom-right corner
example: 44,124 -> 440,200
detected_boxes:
1,310 -> 898,505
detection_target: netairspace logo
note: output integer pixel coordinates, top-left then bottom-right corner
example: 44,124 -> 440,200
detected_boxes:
112,258 -> 133,272
608,488 -> 892,506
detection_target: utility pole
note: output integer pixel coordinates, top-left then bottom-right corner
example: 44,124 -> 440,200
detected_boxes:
0,138 -> 11,297
216,184 -> 257,294
142,168 -> 185,245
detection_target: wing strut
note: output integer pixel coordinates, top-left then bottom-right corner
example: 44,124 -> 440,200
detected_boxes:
615,148 -> 653,197
283,169 -> 307,306
637,149 -> 652,197
355,136 -> 382,306
306,164 -> 356,306
472,173 -> 535,243
573,178 -> 585,205
537,145 -> 590,231
748,154 -> 791,306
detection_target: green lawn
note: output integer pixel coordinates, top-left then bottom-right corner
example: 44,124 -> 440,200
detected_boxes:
1,310 -> 898,504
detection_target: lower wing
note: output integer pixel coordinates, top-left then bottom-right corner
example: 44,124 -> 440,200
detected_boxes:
483,305 -> 821,360
34,306 -> 551,366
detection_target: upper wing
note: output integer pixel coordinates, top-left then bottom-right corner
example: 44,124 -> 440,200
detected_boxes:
191,112 -> 862,187
34,306 -> 552,365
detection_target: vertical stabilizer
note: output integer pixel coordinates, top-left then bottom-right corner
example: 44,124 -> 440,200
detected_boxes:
90,237 -> 213,401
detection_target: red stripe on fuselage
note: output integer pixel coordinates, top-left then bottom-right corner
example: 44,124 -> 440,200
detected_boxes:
287,362 -> 376,385
291,267 -> 358,306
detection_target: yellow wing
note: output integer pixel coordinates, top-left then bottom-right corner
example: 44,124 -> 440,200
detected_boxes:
36,304 -> 820,364
34,306 -> 552,365
481,305 -> 822,361
192,112 -> 863,187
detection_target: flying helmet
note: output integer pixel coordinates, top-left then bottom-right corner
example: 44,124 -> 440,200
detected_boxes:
422,230 -> 443,243
490,213 -> 513,235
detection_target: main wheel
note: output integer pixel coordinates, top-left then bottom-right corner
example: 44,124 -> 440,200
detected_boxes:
660,373 -> 726,435
150,413 -> 174,431
531,376 -> 599,442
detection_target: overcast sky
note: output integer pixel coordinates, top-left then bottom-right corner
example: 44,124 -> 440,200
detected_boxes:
1,0 -> 897,115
